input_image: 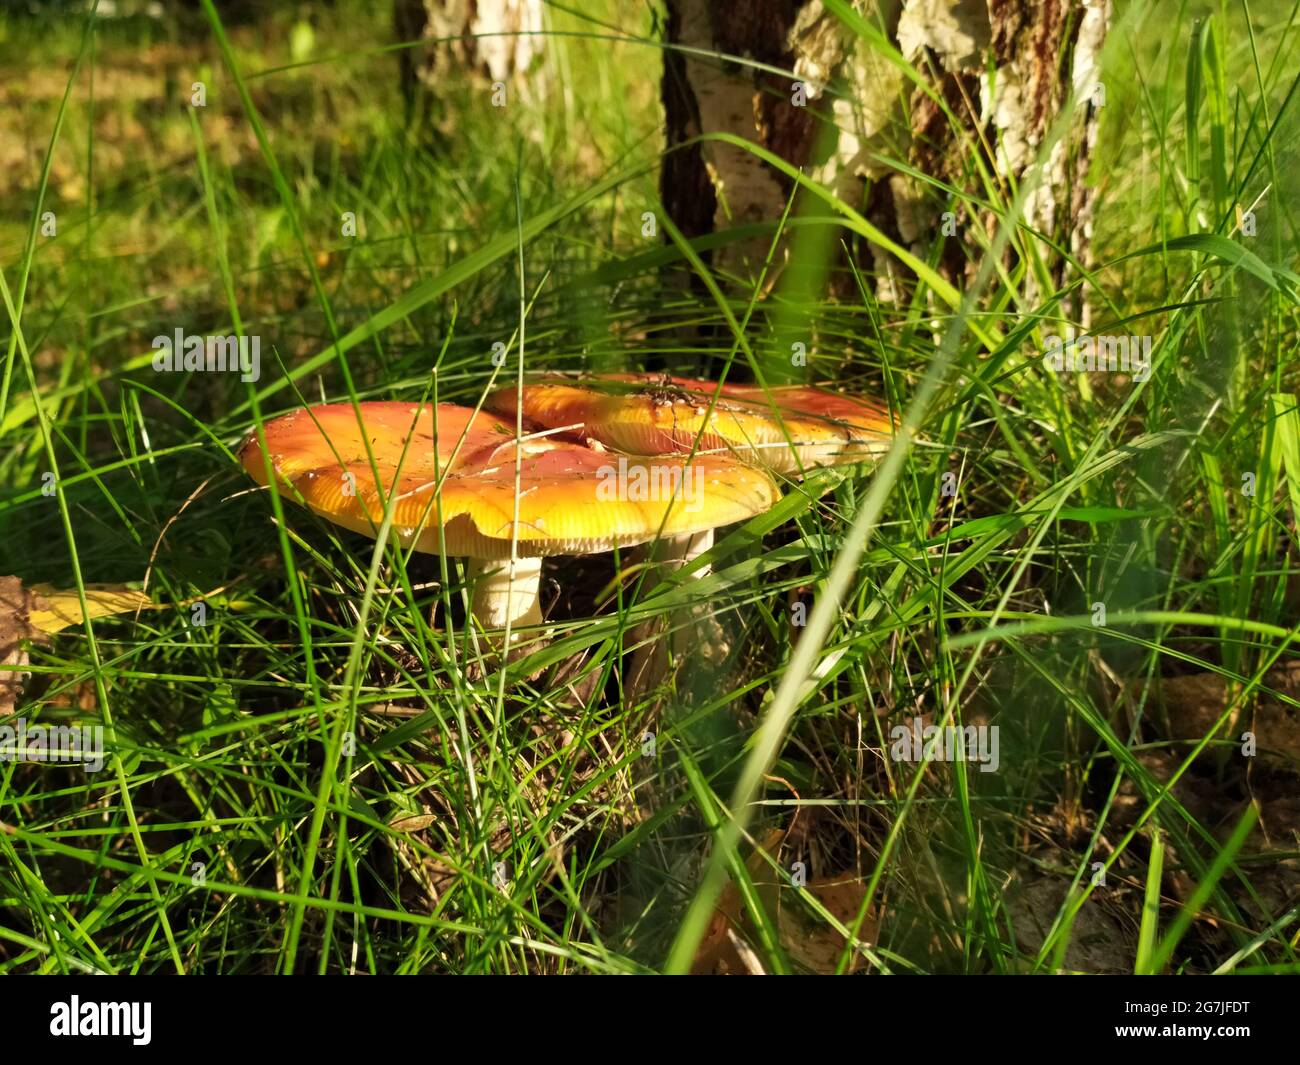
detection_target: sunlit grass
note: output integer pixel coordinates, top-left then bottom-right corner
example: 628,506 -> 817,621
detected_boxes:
2,0 -> 1300,974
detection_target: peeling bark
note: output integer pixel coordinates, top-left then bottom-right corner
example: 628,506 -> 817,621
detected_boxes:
660,0 -> 1109,312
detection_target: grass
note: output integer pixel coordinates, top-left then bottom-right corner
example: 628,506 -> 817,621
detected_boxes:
2,0 -> 1300,974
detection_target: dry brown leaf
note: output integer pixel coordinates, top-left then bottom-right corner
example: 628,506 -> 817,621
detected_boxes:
0,576 -> 36,717
691,828 -> 785,975
388,813 -> 438,833
691,828 -> 877,975
0,576 -> 158,716
779,874 -> 878,974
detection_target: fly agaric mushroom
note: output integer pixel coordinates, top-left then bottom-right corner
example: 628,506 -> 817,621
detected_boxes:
238,401 -> 780,647
489,374 -> 897,695
486,373 -> 899,477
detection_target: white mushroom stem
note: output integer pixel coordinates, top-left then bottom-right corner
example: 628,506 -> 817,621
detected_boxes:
468,556 -> 543,641
627,529 -> 716,702
649,529 -> 715,576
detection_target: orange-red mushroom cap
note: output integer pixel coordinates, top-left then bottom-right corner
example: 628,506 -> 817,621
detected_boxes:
239,401 -> 780,558
487,374 -> 899,475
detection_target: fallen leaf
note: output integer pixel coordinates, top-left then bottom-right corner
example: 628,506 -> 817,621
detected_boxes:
692,829 -> 784,975
691,828 -> 878,974
27,583 -> 153,634
779,874 -> 878,974
0,576 -> 36,717
0,576 -> 158,716
388,813 -> 438,833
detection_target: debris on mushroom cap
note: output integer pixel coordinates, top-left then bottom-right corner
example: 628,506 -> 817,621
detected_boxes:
487,373 -> 899,475
239,401 -> 781,558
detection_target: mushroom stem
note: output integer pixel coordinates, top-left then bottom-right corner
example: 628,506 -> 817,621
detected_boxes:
650,529 -> 715,575
626,529 -> 715,702
468,556 -> 543,639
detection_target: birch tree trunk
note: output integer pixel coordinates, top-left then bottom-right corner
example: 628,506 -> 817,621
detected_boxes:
660,0 -> 1109,315
394,0 -> 545,128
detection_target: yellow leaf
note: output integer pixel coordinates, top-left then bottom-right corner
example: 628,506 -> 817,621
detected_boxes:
27,584 -> 154,634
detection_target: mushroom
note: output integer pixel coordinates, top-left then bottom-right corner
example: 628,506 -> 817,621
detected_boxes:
486,372 -> 899,477
488,374 -> 897,694
238,400 -> 780,652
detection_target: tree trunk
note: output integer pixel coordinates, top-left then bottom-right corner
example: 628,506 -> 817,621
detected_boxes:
660,0 -> 1109,316
394,0 -> 545,128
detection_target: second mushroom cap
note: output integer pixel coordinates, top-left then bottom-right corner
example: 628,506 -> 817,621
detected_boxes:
488,373 -> 899,476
